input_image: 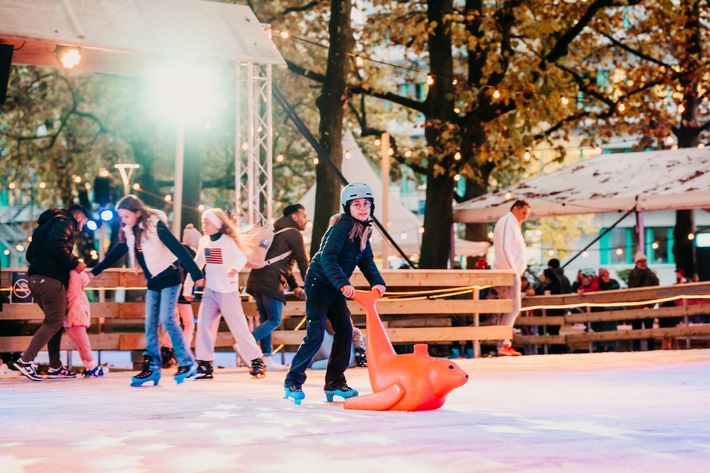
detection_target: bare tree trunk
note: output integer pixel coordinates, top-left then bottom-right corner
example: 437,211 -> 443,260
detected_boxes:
311,0 -> 354,256
419,0 -> 455,268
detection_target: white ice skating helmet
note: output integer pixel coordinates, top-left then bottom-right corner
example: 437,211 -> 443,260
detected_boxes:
341,182 -> 375,214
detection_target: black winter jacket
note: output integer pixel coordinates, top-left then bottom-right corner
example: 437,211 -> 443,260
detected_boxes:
246,215 -> 310,301
306,214 -> 385,292
26,208 -> 81,287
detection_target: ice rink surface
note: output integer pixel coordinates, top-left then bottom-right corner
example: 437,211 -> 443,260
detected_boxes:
1,349 -> 709,473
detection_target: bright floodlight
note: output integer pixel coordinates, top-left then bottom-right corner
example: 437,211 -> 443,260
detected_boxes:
148,60 -> 222,118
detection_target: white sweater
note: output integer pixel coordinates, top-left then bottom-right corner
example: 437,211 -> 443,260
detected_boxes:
492,211 -> 527,276
183,233 -> 246,296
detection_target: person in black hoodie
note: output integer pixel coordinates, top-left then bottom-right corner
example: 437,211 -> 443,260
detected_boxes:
246,203 -> 310,371
12,205 -> 89,381
283,183 -> 386,405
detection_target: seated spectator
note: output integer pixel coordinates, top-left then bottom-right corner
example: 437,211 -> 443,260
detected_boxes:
592,268 -> 621,352
548,258 -> 573,293
577,268 -> 600,294
571,269 -> 584,293
628,252 -> 659,351
521,276 -> 535,296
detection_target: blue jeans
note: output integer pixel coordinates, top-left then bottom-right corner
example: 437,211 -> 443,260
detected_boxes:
144,284 -> 195,367
284,276 -> 352,390
251,293 -> 284,356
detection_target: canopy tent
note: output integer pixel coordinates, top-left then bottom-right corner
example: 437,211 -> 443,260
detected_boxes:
0,0 -> 285,238
454,147 -> 710,223
300,131 -> 490,259
0,0 -> 285,74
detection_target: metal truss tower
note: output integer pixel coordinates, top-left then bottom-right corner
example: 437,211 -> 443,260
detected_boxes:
235,62 -> 273,227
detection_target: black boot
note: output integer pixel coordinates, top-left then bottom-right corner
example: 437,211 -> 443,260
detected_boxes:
161,346 -> 176,368
249,358 -> 266,379
131,356 -> 161,387
195,360 -> 213,380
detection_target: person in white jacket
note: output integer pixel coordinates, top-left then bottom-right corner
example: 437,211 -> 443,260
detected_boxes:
183,209 -> 266,380
492,199 -> 531,356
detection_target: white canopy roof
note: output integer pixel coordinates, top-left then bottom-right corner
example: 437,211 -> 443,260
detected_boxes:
0,0 -> 285,74
300,131 -> 490,258
454,147 -> 710,223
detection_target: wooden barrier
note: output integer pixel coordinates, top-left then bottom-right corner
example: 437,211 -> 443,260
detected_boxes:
0,268 -> 515,358
516,282 -> 710,352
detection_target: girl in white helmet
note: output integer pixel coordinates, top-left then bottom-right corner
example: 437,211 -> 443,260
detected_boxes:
283,182 -> 386,405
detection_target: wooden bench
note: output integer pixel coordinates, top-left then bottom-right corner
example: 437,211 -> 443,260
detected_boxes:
0,268 -> 515,359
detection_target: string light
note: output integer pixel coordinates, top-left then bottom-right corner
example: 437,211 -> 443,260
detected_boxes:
374,139 -> 381,146
276,153 -> 284,162
678,104 -> 685,114
279,30 -> 290,39
39,182 -> 46,188
426,75 -> 434,85
164,194 -> 172,202
387,148 -> 394,156
74,176 -> 82,183
504,191 -> 512,200
688,233 -> 695,240
492,89 -> 501,99
132,183 -> 140,190
561,96 -> 569,105
453,174 -> 461,181
8,182 -> 15,189
454,151 -> 461,160
616,248 -> 623,255
404,150 -> 412,157
617,102 -> 626,113
313,157 -> 319,164
355,56 -> 364,67
524,151 -> 531,161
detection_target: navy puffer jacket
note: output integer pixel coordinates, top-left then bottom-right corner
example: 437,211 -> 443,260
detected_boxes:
306,214 -> 385,291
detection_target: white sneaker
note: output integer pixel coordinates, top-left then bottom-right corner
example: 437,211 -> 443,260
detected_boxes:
264,355 -> 289,372
0,364 -> 20,378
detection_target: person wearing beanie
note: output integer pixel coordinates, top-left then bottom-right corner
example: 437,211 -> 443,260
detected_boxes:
283,182 -> 386,405
628,250 -> 659,351
158,224 -> 203,368
246,204 -> 310,372
183,209 -> 268,380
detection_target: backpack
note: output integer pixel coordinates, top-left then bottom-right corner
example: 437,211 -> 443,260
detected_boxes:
239,226 -> 296,269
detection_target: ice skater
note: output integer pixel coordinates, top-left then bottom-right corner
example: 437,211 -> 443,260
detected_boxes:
90,195 -> 204,387
283,182 -> 386,404
183,208 -> 267,380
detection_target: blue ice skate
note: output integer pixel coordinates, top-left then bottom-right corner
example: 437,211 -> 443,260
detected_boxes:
324,384 -> 359,402
174,362 -> 197,384
284,385 -> 305,405
131,355 -> 161,387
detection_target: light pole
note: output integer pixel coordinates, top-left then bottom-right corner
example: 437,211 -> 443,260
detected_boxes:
114,163 -> 140,197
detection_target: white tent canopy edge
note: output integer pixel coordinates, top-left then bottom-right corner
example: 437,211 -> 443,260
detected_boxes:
454,147 -> 710,223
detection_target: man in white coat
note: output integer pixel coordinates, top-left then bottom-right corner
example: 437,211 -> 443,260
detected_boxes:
492,199 -> 531,356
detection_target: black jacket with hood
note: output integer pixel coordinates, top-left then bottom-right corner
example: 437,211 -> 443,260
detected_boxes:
26,208 -> 81,287
246,214 -> 310,301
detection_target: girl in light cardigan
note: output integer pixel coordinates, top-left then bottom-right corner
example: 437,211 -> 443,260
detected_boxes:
90,195 -> 204,387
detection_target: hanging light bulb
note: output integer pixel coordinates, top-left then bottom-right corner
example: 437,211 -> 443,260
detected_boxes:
454,151 -> 461,160
492,89 -> 501,99
55,45 -> 82,69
